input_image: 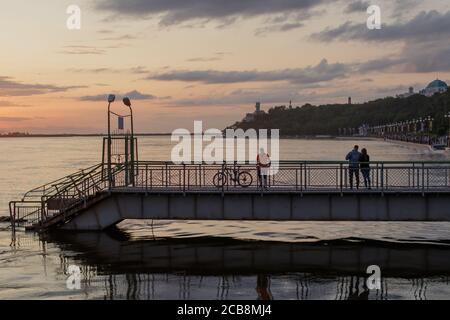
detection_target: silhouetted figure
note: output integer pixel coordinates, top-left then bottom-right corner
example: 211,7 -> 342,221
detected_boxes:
359,148 -> 371,189
256,275 -> 273,300
345,145 -> 361,189
257,148 -> 271,189
347,276 -> 370,300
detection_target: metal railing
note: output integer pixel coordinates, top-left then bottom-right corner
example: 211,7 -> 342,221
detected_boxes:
9,160 -> 450,231
9,164 -> 125,230
18,164 -> 105,202
116,161 -> 450,193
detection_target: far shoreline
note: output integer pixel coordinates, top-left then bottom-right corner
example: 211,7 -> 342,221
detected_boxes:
0,133 -> 376,139
0,133 -> 173,138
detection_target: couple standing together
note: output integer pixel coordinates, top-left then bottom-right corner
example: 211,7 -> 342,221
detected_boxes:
345,145 -> 371,189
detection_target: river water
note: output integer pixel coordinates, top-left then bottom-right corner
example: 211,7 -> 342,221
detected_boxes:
1,136 -> 450,300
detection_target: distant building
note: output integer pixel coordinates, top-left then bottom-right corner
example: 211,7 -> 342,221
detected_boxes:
358,124 -> 369,136
397,80 -> 448,98
397,86 -> 415,98
243,102 -> 266,122
419,79 -> 448,97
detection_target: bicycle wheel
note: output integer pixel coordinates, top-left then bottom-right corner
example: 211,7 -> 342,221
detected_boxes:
213,172 -> 227,187
238,171 -> 253,188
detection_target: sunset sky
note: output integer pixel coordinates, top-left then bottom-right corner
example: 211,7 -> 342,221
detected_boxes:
1,0 -> 450,133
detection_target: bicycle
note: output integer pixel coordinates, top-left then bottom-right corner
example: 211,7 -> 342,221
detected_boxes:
213,165 -> 253,188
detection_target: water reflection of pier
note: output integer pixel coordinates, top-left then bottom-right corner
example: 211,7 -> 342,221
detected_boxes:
43,232 -> 450,300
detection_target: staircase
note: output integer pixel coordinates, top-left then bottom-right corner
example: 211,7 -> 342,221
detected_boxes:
9,164 -> 125,232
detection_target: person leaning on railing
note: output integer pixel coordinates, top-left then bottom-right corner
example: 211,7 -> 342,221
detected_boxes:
345,145 -> 361,189
359,148 -> 371,190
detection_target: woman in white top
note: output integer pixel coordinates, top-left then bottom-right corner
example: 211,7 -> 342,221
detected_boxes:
257,148 -> 271,188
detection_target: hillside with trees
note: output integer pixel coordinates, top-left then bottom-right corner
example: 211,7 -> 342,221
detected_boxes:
229,89 -> 450,137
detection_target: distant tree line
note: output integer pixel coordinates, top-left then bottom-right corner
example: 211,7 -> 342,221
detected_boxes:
0,132 -> 31,137
229,89 -> 450,137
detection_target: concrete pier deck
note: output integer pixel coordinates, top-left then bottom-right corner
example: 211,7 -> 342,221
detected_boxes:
9,161 -> 450,231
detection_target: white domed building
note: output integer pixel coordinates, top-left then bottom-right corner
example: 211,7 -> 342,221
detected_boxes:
419,79 -> 448,97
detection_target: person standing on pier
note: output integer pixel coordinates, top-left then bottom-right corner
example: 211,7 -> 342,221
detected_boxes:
359,148 -> 371,189
345,145 -> 361,189
257,148 -> 271,189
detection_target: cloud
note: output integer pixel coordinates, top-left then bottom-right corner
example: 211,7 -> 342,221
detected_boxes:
311,10 -> 450,73
95,0 -> 328,26
59,45 -> 106,55
356,57 -> 407,73
401,41 -> 450,73
168,84 -> 410,108
186,52 -> 232,62
97,29 -> 114,34
253,10 -> 323,35
68,66 -> 150,74
0,116 -> 31,122
187,57 -> 222,62
344,1 -> 370,13
125,90 -> 157,100
79,90 -> 157,101
0,76 -> 83,97
255,22 -> 304,36
391,0 -> 424,19
0,100 -> 30,107
172,87 -> 306,106
100,34 -> 138,41
311,10 -> 450,42
148,59 -> 351,84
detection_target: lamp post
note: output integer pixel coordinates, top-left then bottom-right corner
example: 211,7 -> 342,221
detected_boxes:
409,120 -> 413,141
106,95 -> 135,188
427,116 -> 433,145
122,97 -> 135,187
107,94 -> 116,187
445,112 -> 450,147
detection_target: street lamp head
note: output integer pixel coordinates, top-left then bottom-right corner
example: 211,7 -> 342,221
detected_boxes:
123,97 -> 132,107
108,94 -> 116,103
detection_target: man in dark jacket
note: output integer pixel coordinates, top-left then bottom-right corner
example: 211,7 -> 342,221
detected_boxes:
345,145 -> 361,189
359,148 -> 371,189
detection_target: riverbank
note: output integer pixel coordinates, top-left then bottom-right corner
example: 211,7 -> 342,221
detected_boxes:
381,138 -> 450,154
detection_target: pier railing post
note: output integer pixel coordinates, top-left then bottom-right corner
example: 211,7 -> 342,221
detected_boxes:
165,163 -> 169,188
304,162 -> 307,191
145,164 -> 148,192
183,164 -> 186,194
422,162 -> 425,194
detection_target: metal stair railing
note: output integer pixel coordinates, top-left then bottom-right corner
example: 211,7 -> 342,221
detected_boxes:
9,201 -> 43,231
39,164 -> 127,225
19,164 -> 104,202
9,163 -> 127,231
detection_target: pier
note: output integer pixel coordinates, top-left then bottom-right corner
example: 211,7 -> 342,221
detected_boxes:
9,96 -> 450,232
9,160 -> 450,231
